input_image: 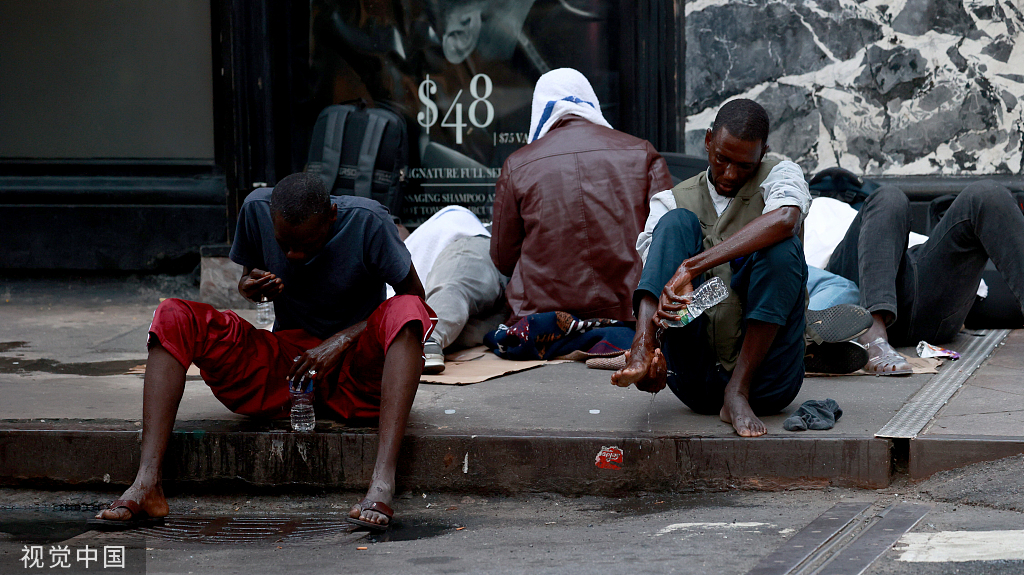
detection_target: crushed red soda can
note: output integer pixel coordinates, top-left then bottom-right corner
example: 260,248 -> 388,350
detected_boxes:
916,341 -> 960,360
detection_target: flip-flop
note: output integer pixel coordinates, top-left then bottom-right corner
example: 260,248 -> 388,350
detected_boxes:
87,499 -> 165,531
806,304 -> 873,344
864,337 -> 914,376
347,501 -> 393,532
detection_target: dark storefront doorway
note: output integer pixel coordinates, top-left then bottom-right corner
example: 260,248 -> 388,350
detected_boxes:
0,1 -> 226,270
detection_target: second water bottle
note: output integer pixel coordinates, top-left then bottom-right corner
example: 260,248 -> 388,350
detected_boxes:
289,374 -> 315,432
663,276 -> 730,328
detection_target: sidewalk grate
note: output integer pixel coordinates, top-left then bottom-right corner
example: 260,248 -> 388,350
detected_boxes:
133,515 -> 454,544
875,329 -> 1009,439
138,515 -> 356,544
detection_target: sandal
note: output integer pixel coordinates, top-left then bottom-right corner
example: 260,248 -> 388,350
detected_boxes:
347,501 -> 393,532
87,499 -> 165,531
586,354 -> 627,371
863,337 -> 913,376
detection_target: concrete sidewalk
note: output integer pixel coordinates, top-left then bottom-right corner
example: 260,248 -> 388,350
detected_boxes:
1,276 -> 1022,494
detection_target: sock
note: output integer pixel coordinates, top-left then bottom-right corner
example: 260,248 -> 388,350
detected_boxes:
783,399 -> 843,431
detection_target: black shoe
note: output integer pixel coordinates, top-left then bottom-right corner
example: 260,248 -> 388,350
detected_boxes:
805,341 -> 869,374
806,304 -> 872,344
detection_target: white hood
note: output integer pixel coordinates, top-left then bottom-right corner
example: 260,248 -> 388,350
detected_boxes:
527,68 -> 611,143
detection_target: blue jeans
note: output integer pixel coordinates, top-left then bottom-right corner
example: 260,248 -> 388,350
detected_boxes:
807,265 -> 860,310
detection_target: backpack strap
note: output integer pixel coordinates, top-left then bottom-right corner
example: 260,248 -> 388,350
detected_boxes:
354,114 -> 387,199
320,107 -> 350,193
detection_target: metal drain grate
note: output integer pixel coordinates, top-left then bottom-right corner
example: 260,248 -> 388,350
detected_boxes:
876,329 -> 1009,439
137,515 -> 355,543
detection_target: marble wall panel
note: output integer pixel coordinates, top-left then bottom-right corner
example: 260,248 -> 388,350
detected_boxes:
684,0 -> 1024,176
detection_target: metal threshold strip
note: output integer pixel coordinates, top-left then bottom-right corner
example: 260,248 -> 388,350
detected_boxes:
875,329 -> 1010,439
747,502 -> 930,575
747,503 -> 870,575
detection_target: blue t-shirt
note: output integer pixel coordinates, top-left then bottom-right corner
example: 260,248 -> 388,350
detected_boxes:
229,189 -> 412,339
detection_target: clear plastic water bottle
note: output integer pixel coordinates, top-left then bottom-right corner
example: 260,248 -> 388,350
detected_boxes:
256,297 -> 274,326
289,376 -> 315,432
663,276 -> 730,328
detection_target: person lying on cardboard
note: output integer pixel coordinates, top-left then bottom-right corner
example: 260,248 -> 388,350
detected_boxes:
818,180 -> 1024,374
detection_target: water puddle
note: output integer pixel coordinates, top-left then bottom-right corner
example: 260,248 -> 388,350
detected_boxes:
0,511 -> 453,546
0,509 -> 96,544
0,357 -> 142,376
0,341 -> 28,353
366,520 -> 452,543
582,493 -> 740,516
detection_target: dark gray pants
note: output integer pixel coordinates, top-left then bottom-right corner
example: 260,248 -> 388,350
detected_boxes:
826,181 -> 1024,345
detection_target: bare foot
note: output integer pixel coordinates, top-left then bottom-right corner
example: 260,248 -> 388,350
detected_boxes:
95,481 -> 169,521
611,349 -> 648,388
349,478 -> 394,526
611,348 -> 667,393
720,394 -> 767,437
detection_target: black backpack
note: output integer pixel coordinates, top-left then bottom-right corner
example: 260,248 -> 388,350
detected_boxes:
306,102 -> 408,220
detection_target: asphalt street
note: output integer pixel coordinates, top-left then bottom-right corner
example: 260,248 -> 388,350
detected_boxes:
1,455 -> 1021,575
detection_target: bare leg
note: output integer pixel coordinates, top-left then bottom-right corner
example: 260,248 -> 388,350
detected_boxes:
349,323 -> 423,526
859,312 -> 890,344
611,294 -> 667,393
719,320 -> 777,437
96,345 -> 184,520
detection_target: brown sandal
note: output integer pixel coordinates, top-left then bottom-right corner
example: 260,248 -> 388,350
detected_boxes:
347,501 -> 393,532
87,499 -> 165,531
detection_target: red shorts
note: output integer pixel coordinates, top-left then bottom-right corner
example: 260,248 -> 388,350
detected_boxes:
148,295 -> 434,420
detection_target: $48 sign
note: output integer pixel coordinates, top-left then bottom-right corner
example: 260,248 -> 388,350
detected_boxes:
418,74 -> 494,144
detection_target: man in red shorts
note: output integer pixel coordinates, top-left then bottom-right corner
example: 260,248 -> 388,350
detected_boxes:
95,172 -> 433,530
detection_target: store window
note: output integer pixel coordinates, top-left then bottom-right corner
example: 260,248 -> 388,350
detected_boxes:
310,0 -> 620,225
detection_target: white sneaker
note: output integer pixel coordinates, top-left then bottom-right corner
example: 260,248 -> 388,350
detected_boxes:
423,340 -> 445,374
